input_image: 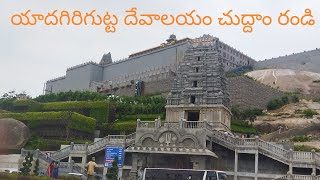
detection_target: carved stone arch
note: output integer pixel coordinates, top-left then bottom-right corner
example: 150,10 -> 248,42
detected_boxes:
155,128 -> 182,142
180,134 -> 200,148
138,133 -> 157,146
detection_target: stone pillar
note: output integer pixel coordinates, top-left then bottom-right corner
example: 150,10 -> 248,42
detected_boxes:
234,149 -> 238,180
35,149 -> 40,158
289,149 -> 293,174
68,155 -> 72,163
70,142 -> 74,151
312,149 -> 316,175
118,168 -> 123,180
137,119 -> 141,128
70,160 -> 74,173
130,153 -> 138,180
103,166 -> 108,180
254,151 -> 258,180
287,171 -> 293,180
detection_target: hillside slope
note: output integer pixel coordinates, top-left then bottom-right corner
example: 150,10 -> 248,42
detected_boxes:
227,76 -> 284,110
246,69 -> 320,95
254,48 -> 320,73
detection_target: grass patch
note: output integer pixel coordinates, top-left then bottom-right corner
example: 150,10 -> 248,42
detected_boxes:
302,109 -> 318,118
0,111 -> 96,133
24,136 -> 93,151
291,135 -> 311,142
294,145 -> 320,152
231,121 -> 257,134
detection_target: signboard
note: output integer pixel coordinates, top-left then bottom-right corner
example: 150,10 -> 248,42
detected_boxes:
105,146 -> 124,168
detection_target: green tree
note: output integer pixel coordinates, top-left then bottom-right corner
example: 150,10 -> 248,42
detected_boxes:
20,152 -> 33,175
33,159 -> 39,176
106,157 -> 119,180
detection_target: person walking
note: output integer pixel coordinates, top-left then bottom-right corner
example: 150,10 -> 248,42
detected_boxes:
86,157 -> 97,180
47,161 -> 55,177
52,161 -> 59,179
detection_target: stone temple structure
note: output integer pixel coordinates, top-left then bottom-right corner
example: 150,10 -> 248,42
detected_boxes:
22,35 -> 320,180
44,35 -> 255,94
124,35 -> 233,179
166,35 -> 231,131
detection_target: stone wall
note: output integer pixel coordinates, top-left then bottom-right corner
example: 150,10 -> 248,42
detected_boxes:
103,75 -> 285,110
254,49 -> 320,73
227,76 -> 284,110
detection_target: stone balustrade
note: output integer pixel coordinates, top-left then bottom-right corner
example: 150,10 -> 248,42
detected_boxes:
275,174 -> 320,180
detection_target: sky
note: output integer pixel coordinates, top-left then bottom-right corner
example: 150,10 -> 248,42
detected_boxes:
1,0 -> 320,97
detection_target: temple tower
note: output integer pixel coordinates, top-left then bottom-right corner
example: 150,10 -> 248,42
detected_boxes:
166,35 -> 231,131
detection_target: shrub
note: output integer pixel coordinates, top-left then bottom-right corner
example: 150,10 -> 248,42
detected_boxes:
294,145 -> 320,152
292,135 -> 311,142
231,121 -> 257,134
231,106 -> 264,121
70,113 -> 96,133
291,95 -> 299,103
302,109 -> 318,118
0,112 -> 96,133
20,152 -> 33,175
33,159 -> 39,176
106,157 -> 119,180
41,101 -> 110,110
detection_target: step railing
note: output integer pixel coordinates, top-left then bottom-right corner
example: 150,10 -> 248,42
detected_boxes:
274,174 -> 320,180
45,133 -> 136,161
293,151 -> 313,161
258,140 -> 289,161
183,121 -> 205,129
51,146 -> 72,160
209,126 -> 320,166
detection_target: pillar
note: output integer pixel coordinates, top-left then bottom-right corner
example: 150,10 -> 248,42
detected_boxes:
234,149 -> 238,180
312,149 -> 316,175
103,166 -> 108,180
254,151 -> 258,180
289,149 -> 293,174
68,155 -> 72,163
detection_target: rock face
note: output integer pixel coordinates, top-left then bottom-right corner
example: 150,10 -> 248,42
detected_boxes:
246,69 -> 320,95
0,118 -> 30,150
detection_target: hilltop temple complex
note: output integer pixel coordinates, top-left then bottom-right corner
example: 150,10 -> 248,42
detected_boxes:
23,34 -> 320,180
45,35 -> 255,96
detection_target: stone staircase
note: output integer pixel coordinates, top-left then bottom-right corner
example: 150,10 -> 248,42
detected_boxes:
50,133 -> 136,161
208,127 -> 319,169
21,121 -> 320,179
21,133 -> 136,177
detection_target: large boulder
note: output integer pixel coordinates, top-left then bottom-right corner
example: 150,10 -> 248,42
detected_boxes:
0,118 -> 30,150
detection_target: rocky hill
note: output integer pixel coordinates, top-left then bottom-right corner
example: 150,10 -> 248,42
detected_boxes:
246,69 -> 320,95
254,48 -> 320,73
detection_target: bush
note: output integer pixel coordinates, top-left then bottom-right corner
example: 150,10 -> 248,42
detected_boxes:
20,152 -> 33,175
0,111 -> 96,133
294,145 -> 320,152
267,95 -> 300,111
302,109 -> 319,118
70,113 -> 96,133
291,95 -> 299,103
42,101 -> 110,110
231,106 -> 264,121
231,121 -> 257,134
292,135 -> 311,142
